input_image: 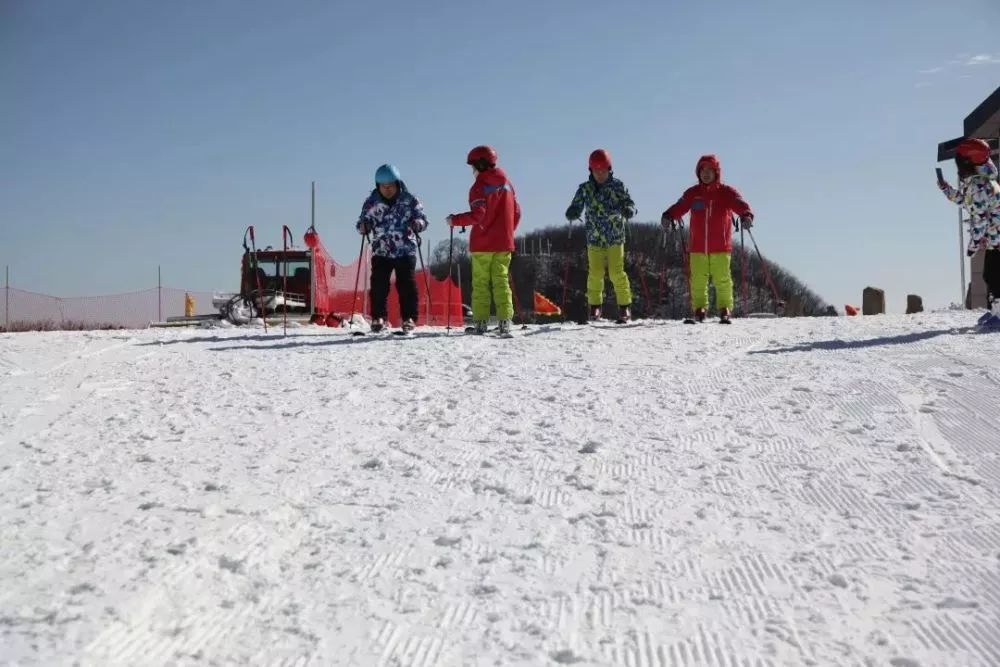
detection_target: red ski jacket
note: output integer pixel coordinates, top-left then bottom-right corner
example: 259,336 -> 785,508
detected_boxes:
450,167 -> 521,253
663,155 -> 753,254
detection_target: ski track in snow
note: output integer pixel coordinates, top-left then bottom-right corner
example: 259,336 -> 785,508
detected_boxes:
1,312 -> 999,666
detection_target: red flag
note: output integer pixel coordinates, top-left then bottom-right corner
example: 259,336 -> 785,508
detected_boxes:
533,291 -> 561,315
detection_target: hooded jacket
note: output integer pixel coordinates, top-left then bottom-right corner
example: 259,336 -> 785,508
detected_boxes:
450,167 -> 521,253
663,155 -> 753,254
565,173 -> 636,247
356,181 -> 428,259
941,159 -> 1000,252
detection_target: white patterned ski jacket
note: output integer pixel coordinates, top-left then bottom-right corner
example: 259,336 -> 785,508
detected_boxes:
940,160 -> 1000,253
356,181 -> 429,259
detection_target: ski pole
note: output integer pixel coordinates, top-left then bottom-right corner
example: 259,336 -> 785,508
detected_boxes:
746,228 -> 781,308
657,230 -> 668,319
560,255 -> 571,323
246,225 -> 268,332
282,225 -> 293,336
508,256 -> 526,329
635,250 -> 652,317
561,219 -> 577,320
415,233 -> 433,325
680,224 -> 692,316
446,224 -> 455,332
739,219 -> 748,317
348,232 -> 368,330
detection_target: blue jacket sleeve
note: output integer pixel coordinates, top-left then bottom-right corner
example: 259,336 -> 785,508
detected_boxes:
565,184 -> 587,221
357,195 -> 376,232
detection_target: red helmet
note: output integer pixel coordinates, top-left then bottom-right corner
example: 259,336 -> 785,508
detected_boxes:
466,145 -> 498,167
589,149 -> 612,170
956,138 -> 991,165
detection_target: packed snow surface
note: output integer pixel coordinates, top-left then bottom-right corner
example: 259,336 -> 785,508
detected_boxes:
2,312 -> 1000,666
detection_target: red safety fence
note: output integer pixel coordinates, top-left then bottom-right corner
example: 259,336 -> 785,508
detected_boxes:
324,247 -> 461,327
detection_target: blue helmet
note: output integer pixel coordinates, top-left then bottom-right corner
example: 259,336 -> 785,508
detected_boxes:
375,163 -> 401,185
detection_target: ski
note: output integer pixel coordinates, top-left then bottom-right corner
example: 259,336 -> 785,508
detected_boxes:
463,326 -> 522,337
682,318 -> 732,325
589,319 -> 641,329
352,328 -> 415,337
351,325 -> 387,337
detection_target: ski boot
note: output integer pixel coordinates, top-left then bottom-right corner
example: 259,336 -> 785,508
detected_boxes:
977,299 -> 998,327
589,305 -> 602,321
615,305 -> 631,324
497,319 -> 513,336
401,318 -> 416,333
370,318 -> 386,333
978,307 -> 1000,330
465,321 -> 489,335
719,307 -> 732,325
684,308 -> 706,325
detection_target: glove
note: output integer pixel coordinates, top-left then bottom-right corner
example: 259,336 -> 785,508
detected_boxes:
740,215 -> 754,229
622,206 -> 636,221
938,179 -> 950,192
968,249 -> 977,258
447,215 -> 461,228
358,222 -> 371,235
409,219 -> 425,233
565,207 -> 581,221
660,214 -> 680,232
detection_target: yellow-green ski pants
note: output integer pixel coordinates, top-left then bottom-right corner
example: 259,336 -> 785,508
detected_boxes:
587,244 -> 632,306
689,252 -> 733,310
471,252 -> 513,321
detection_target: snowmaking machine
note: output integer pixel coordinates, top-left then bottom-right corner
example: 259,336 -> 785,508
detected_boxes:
155,224 -> 350,328
214,225 -> 344,326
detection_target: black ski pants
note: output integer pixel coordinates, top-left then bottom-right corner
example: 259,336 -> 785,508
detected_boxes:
370,255 -> 419,321
986,249 -> 1000,307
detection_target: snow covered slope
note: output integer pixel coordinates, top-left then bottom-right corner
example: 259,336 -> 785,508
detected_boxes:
2,313 -> 999,666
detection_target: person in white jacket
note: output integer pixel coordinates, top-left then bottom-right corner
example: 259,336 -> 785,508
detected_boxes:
938,138 -> 1000,325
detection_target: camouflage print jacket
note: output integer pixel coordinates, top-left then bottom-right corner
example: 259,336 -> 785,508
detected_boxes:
565,175 -> 636,248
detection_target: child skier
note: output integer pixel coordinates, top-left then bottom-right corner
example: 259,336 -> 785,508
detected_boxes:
661,154 -> 754,324
356,164 -> 428,333
565,149 -> 637,323
937,137 -> 1000,327
447,145 -> 521,335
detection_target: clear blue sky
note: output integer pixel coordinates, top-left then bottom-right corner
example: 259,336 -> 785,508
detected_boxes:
3,0 -> 1000,312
